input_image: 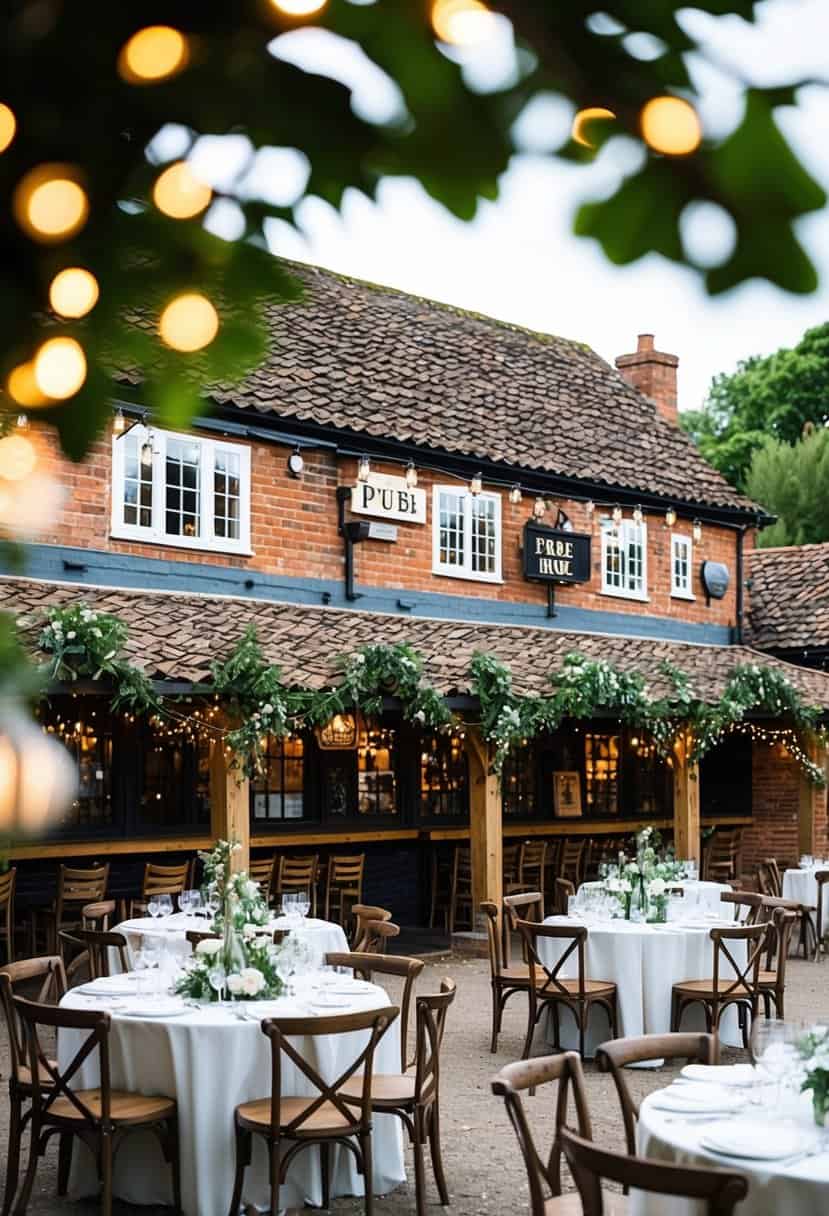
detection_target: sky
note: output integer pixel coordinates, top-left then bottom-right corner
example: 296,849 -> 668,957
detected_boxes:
189,0 -> 829,414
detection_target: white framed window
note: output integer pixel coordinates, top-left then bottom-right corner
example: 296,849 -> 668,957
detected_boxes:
671,533 -> 695,599
111,424 -> 252,555
601,519 -> 648,600
432,486 -> 502,582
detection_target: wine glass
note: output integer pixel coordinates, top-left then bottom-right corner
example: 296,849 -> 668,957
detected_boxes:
209,964 -> 227,1005
178,890 -> 192,915
147,897 -> 161,921
157,893 -> 174,919
751,1019 -> 800,1110
297,891 -> 310,920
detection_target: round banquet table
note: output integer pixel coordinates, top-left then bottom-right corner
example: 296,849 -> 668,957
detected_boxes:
59,976 -> 405,1216
635,1077 -> 829,1216
114,912 -> 349,970
579,879 -> 732,916
782,867 -> 828,934
537,915 -> 745,1058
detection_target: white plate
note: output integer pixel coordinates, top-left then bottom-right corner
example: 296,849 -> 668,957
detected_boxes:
700,1123 -> 806,1160
117,1003 -> 188,1019
650,1084 -> 742,1114
326,980 -> 375,995
309,997 -> 352,1010
681,1064 -> 757,1087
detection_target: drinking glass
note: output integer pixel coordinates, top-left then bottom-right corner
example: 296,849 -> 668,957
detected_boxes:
189,890 -> 202,916
178,890 -> 192,915
751,1019 -> 800,1111
801,855 -> 814,869
147,897 -> 161,920
297,891 -> 310,919
209,964 -> 227,1005
566,896 -> 578,918
133,948 -> 149,995
157,893 -> 174,918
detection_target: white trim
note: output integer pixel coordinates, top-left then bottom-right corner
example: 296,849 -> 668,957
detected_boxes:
431,485 -> 502,583
600,518 -> 648,600
111,424 -> 252,556
670,532 -> 695,600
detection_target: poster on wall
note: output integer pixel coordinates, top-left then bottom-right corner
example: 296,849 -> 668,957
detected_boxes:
553,771 -> 583,818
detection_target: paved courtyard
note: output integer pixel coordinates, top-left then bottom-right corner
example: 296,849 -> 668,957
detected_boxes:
2,954 -> 827,1215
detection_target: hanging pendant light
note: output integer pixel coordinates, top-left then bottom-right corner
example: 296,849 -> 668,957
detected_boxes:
532,496 -> 546,520
405,460 -> 418,489
665,506 -> 677,527
469,471 -> 483,496
692,518 -> 702,543
509,484 -> 522,506
357,454 -> 370,483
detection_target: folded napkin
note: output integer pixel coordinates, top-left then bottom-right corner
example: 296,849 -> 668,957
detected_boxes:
650,1082 -> 743,1114
681,1063 -> 757,1087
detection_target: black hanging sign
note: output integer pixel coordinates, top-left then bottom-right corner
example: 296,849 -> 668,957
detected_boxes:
523,523 -> 591,584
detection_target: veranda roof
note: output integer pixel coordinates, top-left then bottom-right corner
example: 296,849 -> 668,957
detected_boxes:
5,576 -> 829,709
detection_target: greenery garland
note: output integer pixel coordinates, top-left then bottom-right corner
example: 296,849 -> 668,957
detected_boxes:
32,603 -> 827,786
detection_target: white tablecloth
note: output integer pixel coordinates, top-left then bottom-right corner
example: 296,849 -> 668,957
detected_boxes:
635,1081 -> 829,1216
580,880 -> 731,916
782,869 -> 828,933
537,916 -> 745,1057
59,978 -> 404,1216
114,913 -> 348,970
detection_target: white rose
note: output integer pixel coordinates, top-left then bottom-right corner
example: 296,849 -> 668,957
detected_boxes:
414,710 -> 426,724
243,880 -> 259,900
240,967 -> 265,996
67,631 -> 76,639
226,973 -> 244,995
195,938 -> 223,956
648,878 -> 667,897
242,922 -> 258,939
263,703 -> 273,714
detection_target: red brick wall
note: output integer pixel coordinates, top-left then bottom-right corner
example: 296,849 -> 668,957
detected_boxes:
35,424 -> 740,627
743,742 -> 801,877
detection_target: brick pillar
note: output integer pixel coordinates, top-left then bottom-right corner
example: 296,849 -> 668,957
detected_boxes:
615,334 -> 679,424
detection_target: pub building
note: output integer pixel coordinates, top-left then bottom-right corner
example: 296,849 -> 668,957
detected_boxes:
3,263 -> 829,932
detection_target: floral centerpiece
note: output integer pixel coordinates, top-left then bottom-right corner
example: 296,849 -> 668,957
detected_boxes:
601,828 -> 684,921
797,1025 -> 829,1126
174,839 -> 284,1002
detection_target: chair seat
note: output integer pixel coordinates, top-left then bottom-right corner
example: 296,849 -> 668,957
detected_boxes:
545,1191 -> 627,1214
236,1096 -> 355,1134
339,1073 -> 417,1106
17,1060 -> 58,1088
541,979 -> 616,998
49,1089 -> 176,1125
758,970 -> 778,987
673,979 -> 751,998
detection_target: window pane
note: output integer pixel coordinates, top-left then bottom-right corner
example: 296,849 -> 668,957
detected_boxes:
165,439 -> 201,538
471,497 -> 497,574
251,735 -> 305,821
213,447 -> 241,542
420,732 -> 468,817
140,725 -> 210,829
502,742 -> 536,817
585,732 -> 620,814
40,699 -> 114,829
122,433 -> 153,532
438,491 -> 464,567
357,722 -> 397,815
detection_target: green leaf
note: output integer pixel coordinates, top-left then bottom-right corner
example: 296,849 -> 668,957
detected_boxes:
574,160 -> 691,265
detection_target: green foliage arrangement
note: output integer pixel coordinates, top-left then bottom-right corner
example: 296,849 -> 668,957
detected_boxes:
38,603 -> 157,714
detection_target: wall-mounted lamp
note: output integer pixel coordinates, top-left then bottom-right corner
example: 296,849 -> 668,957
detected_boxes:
509,484 -> 522,505
612,504 -> 623,525
554,508 -> 574,533
140,430 -> 154,468
692,518 -> 702,543
357,454 -> 371,483
287,446 -> 304,478
632,504 -> 643,525
532,496 -> 546,520
469,471 -> 483,496
405,460 -> 418,489
665,506 -> 677,527
112,408 -> 126,435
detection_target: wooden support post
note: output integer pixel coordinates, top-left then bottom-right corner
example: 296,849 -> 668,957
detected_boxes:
799,739 -> 827,857
673,733 -> 700,864
209,737 -> 250,873
466,728 -> 502,924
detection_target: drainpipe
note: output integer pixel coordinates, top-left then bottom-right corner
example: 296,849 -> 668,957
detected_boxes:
735,525 -> 747,645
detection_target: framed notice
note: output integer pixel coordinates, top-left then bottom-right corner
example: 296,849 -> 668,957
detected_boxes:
553,771 -> 583,818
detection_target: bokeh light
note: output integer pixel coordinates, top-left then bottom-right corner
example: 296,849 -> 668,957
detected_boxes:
49,268 -> 100,319
6,362 -> 49,408
640,96 -> 702,156
118,26 -> 189,85
571,107 -> 616,149
159,294 -> 219,352
0,104 -> 16,154
269,0 -> 328,15
153,161 -> 213,219
13,165 -> 89,242
33,337 -> 87,400
431,0 -> 495,46
0,435 -> 37,482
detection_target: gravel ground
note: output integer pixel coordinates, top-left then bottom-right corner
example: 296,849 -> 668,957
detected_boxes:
2,954 -> 827,1215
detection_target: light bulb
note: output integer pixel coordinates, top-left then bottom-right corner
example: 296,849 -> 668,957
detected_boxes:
692,519 -> 703,543
357,455 -> 370,483
0,104 -> 16,154
533,497 -> 546,520
405,461 -> 418,490
6,362 -> 49,408
431,0 -> 495,46
612,504 -> 623,525
269,0 -> 328,14
16,414 -> 28,430
509,484 -> 522,506
159,293 -> 219,351
118,26 -> 189,85
153,161 -> 212,220
571,107 -> 616,149
470,472 -> 483,496
33,337 -> 87,399
641,96 -> 702,157
49,267 -> 99,318
113,409 -> 126,435
632,505 -> 643,525
14,165 -> 89,243
665,507 -> 677,527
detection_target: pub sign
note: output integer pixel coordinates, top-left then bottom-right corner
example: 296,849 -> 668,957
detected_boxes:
523,522 -> 591,584
351,472 -> 426,524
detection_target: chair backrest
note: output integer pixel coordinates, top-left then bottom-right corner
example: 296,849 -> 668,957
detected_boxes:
560,840 -> 585,885
357,920 -> 400,954
261,1005 -> 397,1135
720,890 -> 763,923
249,855 -> 276,900
325,950 -> 423,1072
595,1033 -> 719,1155
815,871 -> 829,937
761,907 -> 797,980
0,956 -> 66,1084
491,1051 -> 591,1210
351,904 -> 393,950
518,841 -> 548,884
480,901 -> 504,980
503,892 -> 544,965
412,978 -> 456,1107
56,864 -> 109,917
452,846 -> 472,888
13,995 -> 114,1129
518,919 -> 589,1000
755,862 -> 775,898
327,854 -> 365,892
709,923 -> 767,999
554,877 -> 576,916
560,1127 -> 748,1216
186,929 -> 221,952
763,857 -> 783,898
502,844 -> 520,882
277,854 -> 318,892
61,928 -> 129,979
142,861 -> 189,899
81,900 -> 117,930
0,866 -> 15,916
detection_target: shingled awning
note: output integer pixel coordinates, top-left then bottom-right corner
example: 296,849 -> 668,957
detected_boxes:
6,576 -> 829,709
745,543 -> 829,656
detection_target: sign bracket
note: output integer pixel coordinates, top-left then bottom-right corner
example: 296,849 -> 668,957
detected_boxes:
547,583 -> 557,618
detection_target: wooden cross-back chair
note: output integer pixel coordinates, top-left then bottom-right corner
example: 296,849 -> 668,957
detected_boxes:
491,1052 -> 594,1216
325,854 -> 365,928
130,861 -> 190,918
185,929 -> 220,952
595,1032 -> 719,1159
560,1127 -> 748,1216
38,864 -> 109,958
357,919 -> 400,955
248,855 -> 277,904
275,854 -> 319,917
0,867 -> 16,964
671,922 -> 768,1047
480,902 -> 535,1055
351,905 -> 393,952
502,844 -> 520,889
340,979 -> 457,1216
0,956 -> 66,1216
227,1006 -> 398,1216
11,996 -> 181,1216
756,890 -> 815,959
559,840 -> 585,887
60,902 -> 121,986
554,877 -> 576,916
428,847 -> 453,931
59,928 -> 130,984
502,891 -> 544,968
814,870 -> 829,962
506,841 -> 548,897
516,920 -> 618,1066
719,891 -> 763,923
758,908 -> 797,1018
325,951 -> 423,1073
763,857 -> 783,897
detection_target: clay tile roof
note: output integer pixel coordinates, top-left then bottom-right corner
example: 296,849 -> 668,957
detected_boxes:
7,577 -> 829,707
121,262 -> 756,514
745,543 -> 829,653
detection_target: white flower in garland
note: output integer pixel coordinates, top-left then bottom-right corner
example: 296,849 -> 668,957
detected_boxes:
195,938 -> 222,956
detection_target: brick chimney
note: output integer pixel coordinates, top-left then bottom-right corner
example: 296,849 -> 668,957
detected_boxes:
615,334 -> 679,424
